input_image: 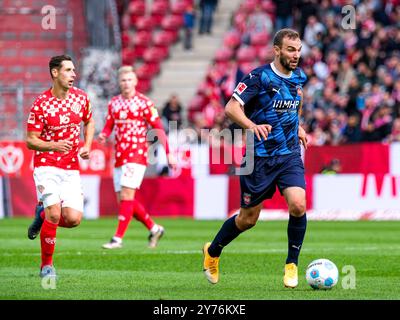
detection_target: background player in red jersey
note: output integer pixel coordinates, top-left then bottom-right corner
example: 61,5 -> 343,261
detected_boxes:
25,55 -> 95,278
100,66 -> 175,249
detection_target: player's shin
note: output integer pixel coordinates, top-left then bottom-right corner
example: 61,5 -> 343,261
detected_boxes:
286,213 -> 307,265
132,199 -> 155,230
40,219 -> 58,268
208,214 -> 243,257
115,200 -> 135,238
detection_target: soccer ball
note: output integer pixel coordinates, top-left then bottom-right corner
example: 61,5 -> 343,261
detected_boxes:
306,259 -> 339,290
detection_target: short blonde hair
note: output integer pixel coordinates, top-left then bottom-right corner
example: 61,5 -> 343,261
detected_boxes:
118,65 -> 136,79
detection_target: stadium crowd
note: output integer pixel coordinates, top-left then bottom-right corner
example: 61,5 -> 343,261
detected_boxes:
111,0 -> 399,146
183,0 -> 400,146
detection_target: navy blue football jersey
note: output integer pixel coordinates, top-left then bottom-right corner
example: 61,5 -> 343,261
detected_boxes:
232,63 -> 307,157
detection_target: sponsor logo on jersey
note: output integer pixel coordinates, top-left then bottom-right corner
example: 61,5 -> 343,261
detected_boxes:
272,100 -> 300,110
235,82 -> 247,95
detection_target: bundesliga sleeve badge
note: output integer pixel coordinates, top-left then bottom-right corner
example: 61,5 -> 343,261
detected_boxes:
235,82 -> 247,95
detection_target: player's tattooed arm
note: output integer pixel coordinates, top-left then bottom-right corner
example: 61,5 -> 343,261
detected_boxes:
225,97 -> 272,141
26,131 -> 73,153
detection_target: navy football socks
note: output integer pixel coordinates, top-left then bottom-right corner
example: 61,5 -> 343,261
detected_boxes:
286,213 -> 307,265
208,214 -> 242,257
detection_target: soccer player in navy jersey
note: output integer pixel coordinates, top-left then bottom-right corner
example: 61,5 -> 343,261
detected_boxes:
203,29 -> 308,288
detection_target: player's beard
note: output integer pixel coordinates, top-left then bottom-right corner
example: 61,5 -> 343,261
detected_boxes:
56,79 -> 73,91
280,56 -> 298,71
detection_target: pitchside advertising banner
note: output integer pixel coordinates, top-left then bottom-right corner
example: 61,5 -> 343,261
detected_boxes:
0,141 -> 399,220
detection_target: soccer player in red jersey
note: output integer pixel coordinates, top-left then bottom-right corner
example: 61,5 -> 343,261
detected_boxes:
26,55 -> 95,278
100,66 -> 175,249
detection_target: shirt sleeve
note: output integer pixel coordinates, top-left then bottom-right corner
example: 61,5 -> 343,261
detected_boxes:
143,99 -> 170,155
232,70 -> 263,106
26,99 -> 44,133
143,98 -> 162,127
101,101 -> 115,137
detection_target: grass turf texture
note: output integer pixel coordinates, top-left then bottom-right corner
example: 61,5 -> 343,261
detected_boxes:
0,218 -> 399,300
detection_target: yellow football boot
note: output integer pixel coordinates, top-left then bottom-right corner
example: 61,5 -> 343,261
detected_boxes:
203,242 -> 220,284
284,263 -> 298,288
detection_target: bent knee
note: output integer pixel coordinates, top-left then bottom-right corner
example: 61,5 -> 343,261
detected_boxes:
289,202 -> 306,217
241,219 -> 257,230
237,210 -> 259,230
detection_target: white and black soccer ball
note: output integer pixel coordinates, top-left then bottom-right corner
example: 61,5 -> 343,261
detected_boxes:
306,259 -> 339,290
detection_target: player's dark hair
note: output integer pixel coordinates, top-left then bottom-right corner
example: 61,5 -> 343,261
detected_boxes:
273,29 -> 300,48
49,55 -> 73,78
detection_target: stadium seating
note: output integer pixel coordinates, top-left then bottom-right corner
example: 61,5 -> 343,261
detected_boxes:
188,0 -> 278,126
119,0 -> 187,94
222,30 -> 242,50
132,30 -> 153,57
236,46 -> 257,63
0,0 -> 87,137
250,31 -> 270,54
150,0 -> 170,27
128,0 -> 146,25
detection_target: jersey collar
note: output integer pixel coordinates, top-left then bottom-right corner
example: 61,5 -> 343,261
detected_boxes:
270,62 -> 293,79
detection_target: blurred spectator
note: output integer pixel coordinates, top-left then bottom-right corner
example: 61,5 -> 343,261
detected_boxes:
183,3 -> 196,51
273,0 -> 294,31
388,118 -> 400,142
199,0 -> 218,35
320,158 -> 342,174
184,0 -> 400,147
341,114 -> 363,143
219,59 -> 245,104
203,97 -> 224,129
242,4 -> 274,45
162,94 -> 184,130
298,0 -> 318,35
303,15 -> 325,47
372,104 -> 393,139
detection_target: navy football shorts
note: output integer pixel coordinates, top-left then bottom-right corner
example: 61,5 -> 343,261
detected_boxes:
240,152 -> 306,208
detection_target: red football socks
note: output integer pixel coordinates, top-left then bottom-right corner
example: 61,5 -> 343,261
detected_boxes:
115,200 -> 135,238
133,199 -> 155,230
40,219 -> 58,268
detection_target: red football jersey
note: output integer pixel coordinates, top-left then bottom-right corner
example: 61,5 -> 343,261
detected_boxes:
101,92 -> 164,167
27,87 -> 92,170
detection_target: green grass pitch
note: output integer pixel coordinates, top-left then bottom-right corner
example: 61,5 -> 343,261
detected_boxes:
0,218 -> 399,300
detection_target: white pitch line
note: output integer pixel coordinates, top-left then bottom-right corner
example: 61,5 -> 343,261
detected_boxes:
1,246 -> 399,256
